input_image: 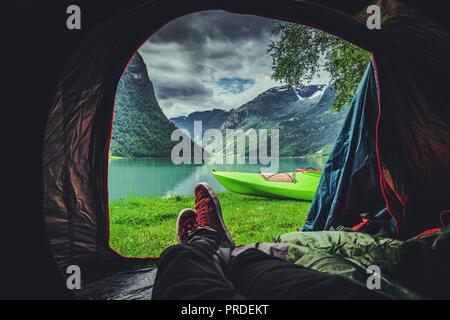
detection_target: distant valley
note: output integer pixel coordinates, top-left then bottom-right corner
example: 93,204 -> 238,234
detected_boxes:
170,85 -> 346,156
112,52 -> 347,158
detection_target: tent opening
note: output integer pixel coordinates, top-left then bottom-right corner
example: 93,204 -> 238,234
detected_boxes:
41,0 -> 450,300
107,10 -> 369,258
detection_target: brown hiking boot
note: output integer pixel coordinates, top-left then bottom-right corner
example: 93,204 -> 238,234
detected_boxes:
194,182 -> 235,247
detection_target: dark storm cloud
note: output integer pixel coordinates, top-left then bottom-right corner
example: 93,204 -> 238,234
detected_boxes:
135,10 -> 331,118
138,10 -> 286,118
156,78 -> 214,100
150,10 -> 275,45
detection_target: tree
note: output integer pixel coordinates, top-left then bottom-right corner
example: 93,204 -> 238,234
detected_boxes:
268,23 -> 371,111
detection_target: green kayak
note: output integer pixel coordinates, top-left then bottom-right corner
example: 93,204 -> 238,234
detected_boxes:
212,170 -> 322,201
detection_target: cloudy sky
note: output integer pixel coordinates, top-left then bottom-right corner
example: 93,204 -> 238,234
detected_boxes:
138,10 -> 329,119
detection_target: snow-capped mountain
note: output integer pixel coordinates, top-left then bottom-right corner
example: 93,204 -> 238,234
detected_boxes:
221,84 -> 328,130
170,84 -> 347,156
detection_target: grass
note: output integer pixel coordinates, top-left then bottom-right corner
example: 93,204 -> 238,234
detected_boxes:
109,192 -> 311,257
109,155 -> 123,160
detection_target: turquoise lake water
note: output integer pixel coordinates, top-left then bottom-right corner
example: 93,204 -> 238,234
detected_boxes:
108,157 -> 328,201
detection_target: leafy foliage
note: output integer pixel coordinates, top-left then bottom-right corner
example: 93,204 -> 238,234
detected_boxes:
268,23 -> 370,111
110,52 -> 178,157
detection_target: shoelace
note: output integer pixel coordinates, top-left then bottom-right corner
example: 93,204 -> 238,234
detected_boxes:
195,196 -> 210,227
184,216 -> 197,230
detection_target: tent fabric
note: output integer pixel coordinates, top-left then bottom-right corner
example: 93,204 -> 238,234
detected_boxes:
78,265 -> 157,300
301,2 -> 450,239
302,62 -> 392,234
374,52 -> 450,239
41,0 -> 450,281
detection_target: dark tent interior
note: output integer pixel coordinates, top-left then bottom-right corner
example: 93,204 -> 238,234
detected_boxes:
4,0 -> 450,299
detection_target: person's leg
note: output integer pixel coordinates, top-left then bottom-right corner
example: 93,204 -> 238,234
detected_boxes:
229,248 -> 391,300
152,227 -> 243,299
152,183 -> 241,300
153,182 -> 389,300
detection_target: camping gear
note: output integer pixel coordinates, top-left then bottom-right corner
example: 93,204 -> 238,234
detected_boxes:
212,170 -> 322,201
261,172 -> 296,182
152,228 -> 390,300
303,59 -> 450,239
234,224 -> 450,299
8,0 -> 449,299
303,63 -> 392,234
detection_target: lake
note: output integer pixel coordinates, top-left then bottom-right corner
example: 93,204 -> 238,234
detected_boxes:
108,157 -> 328,201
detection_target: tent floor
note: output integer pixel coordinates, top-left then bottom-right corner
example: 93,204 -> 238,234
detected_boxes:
78,261 -> 157,300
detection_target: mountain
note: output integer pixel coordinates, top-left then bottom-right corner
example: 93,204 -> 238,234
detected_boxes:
221,85 -> 327,129
170,108 -> 232,140
274,85 -> 346,156
110,52 -> 178,157
170,84 -> 346,157
112,54 -> 346,158
225,84 -> 346,156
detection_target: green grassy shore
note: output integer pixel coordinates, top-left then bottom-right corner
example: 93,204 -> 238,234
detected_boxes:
109,192 -> 311,257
